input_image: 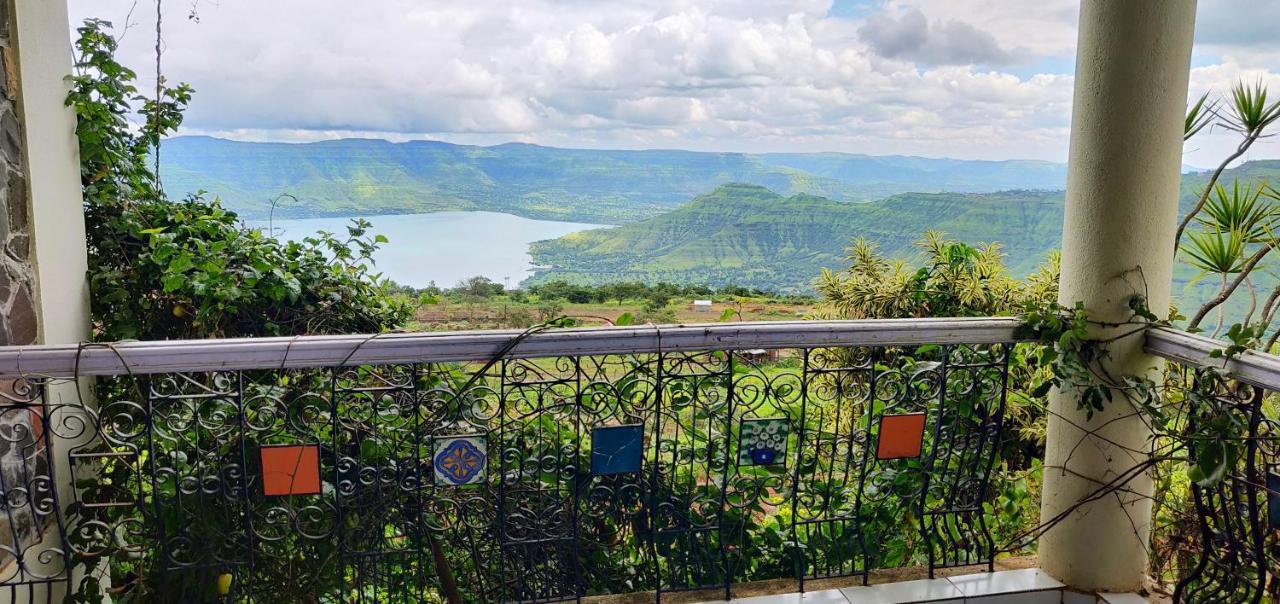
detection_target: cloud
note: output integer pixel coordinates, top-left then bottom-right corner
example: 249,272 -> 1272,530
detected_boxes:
1195,0 -> 1280,50
858,7 -> 1014,66
63,0 -> 1280,165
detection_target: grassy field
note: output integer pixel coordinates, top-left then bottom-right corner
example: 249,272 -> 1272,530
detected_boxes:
408,296 -> 815,332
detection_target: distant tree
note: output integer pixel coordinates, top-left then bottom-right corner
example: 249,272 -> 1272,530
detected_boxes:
530,280 -> 597,303
536,298 -> 565,322
454,276 -> 505,299
642,292 -> 672,314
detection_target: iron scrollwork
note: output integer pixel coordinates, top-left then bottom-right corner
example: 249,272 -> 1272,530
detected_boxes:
0,342 -> 1017,602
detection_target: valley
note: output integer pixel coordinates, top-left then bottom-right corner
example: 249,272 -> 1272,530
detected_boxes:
159,135 -> 1279,320
159,136 -> 1069,224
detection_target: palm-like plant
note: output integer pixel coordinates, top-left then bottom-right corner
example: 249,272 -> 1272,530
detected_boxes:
1183,228 -> 1249,276
1223,80 -> 1280,136
1175,80 -> 1280,250
1183,227 -> 1250,336
1184,91 -> 1216,141
1195,179 -> 1279,243
1182,176 -> 1280,332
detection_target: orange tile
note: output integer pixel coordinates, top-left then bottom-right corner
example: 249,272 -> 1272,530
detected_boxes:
876,413 -> 926,460
260,444 -> 321,496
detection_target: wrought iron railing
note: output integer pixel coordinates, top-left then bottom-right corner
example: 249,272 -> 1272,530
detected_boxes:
1144,328 -> 1280,604
0,318 -> 1026,602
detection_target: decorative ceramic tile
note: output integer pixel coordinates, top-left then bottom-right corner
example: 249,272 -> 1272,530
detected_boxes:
260,444 -> 321,496
591,424 -> 644,476
1268,470 -> 1280,529
876,413 -> 926,460
739,417 -> 788,466
433,435 -> 487,486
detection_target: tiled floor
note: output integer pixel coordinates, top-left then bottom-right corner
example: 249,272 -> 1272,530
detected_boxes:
721,569 -> 1147,603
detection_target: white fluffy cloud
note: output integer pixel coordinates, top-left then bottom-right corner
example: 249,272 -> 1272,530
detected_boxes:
858,7 -> 1015,66
65,0 -> 1279,164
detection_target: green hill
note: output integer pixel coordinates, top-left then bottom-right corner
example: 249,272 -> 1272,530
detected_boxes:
528,162 -> 1280,309
527,184 -> 1065,292
158,136 -> 1068,224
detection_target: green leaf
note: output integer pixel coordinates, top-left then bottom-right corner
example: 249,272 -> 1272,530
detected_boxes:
1031,381 -> 1053,398
1191,441 -> 1230,486
161,273 -> 186,292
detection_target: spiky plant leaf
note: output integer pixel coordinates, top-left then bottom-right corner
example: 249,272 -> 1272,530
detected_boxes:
1224,80 -> 1280,136
1185,91 -> 1217,141
1183,228 -> 1249,275
1195,178 -> 1279,243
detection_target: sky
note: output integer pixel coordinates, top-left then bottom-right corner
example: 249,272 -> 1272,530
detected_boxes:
66,0 -> 1280,166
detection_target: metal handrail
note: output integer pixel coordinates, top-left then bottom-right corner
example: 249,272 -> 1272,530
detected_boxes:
0,317 -> 1024,378
1144,326 -> 1280,391
1,317 -> 1271,387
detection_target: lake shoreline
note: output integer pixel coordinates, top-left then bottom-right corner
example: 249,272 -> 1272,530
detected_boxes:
249,211 -> 612,289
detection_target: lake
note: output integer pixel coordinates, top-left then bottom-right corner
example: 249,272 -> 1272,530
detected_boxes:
253,211 -> 611,288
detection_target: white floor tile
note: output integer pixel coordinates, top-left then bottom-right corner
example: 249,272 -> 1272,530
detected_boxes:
966,592 -> 1063,604
840,578 -> 964,603
947,569 -> 1065,597
732,588 -> 851,603
1097,594 -> 1147,604
1061,590 -> 1098,604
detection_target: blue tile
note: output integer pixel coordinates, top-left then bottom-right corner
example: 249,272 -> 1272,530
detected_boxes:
434,435 -> 487,486
592,424 -> 644,476
740,417 -> 788,467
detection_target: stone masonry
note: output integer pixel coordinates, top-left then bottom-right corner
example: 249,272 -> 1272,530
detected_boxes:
0,0 -> 50,578
0,0 -> 36,348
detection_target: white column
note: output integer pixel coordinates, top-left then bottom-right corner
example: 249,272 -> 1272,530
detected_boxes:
14,0 -> 90,342
1038,0 -> 1197,592
9,1 -> 91,601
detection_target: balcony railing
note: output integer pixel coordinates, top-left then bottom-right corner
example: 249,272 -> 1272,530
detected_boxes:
0,319 -> 1271,602
1144,328 -> 1280,604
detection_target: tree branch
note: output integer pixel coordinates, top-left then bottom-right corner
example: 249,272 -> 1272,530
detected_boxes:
1172,133 -> 1259,252
1187,244 -> 1273,329
1258,284 -> 1280,328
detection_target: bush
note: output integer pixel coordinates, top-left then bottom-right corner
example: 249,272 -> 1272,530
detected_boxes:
68,19 -> 408,340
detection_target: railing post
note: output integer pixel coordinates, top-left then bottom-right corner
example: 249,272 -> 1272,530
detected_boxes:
1039,0 -> 1197,592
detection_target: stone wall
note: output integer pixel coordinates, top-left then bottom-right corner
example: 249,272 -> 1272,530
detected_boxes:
0,0 -> 35,348
0,0 -> 47,578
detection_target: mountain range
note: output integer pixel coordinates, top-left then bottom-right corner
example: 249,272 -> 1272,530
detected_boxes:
527,161 -> 1280,314
158,135 -> 1279,311
159,136 -> 1069,224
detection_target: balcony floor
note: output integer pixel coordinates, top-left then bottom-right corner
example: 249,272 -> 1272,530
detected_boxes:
717,569 -> 1148,603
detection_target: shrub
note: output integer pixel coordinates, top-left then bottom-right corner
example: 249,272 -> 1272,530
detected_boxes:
68,18 -> 408,341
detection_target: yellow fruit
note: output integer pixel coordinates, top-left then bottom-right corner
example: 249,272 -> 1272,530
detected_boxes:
216,573 -> 233,595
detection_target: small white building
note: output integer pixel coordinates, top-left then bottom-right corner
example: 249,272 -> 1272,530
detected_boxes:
692,299 -> 713,312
